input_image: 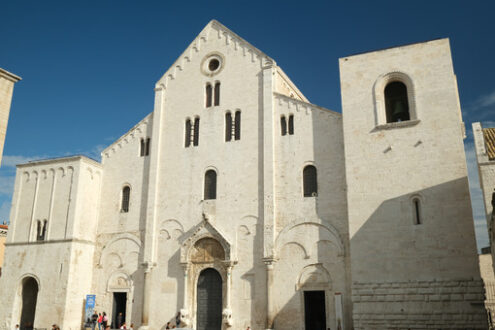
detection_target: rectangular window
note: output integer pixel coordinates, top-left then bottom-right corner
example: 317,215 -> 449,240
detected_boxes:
193,117 -> 200,146
281,116 -> 287,136
234,111 -> 241,140
288,114 -> 294,135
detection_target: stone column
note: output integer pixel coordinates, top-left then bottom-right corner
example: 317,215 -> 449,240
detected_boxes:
139,262 -> 155,329
179,263 -> 191,327
222,262 -> 234,327
264,258 -> 276,329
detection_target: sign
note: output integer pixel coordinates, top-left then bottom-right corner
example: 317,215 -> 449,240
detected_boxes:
84,294 -> 96,325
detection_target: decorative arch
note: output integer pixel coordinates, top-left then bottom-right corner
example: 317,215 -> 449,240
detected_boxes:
296,264 -> 332,290
275,218 -> 344,258
373,71 -> 417,126
107,271 -> 133,292
98,234 -> 141,266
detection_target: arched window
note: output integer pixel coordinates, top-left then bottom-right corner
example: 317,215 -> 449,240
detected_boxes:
41,220 -> 47,241
122,186 -> 130,212
234,111 -> 241,140
214,82 -> 220,106
288,114 -> 294,135
193,117 -> 200,146
281,116 -> 287,136
385,81 -> 410,123
36,221 -> 42,241
413,198 -> 422,225
140,138 -> 145,156
225,112 -> 232,141
185,119 -> 192,147
145,138 -> 150,156
204,170 -> 217,200
206,84 -> 212,108
303,165 -> 317,197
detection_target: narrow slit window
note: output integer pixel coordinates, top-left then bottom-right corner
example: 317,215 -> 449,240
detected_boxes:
185,119 -> 192,147
225,112 -> 232,141
288,114 -> 294,135
193,117 -> 200,146
214,82 -> 220,106
413,198 -> 421,225
206,84 -> 212,108
234,111 -> 241,140
281,116 -> 287,136
303,165 -> 317,197
140,139 -> 145,156
145,138 -> 150,156
36,221 -> 42,241
122,186 -> 130,213
41,220 -> 47,241
204,170 -> 217,200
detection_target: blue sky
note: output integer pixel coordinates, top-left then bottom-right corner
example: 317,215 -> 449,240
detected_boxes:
0,1 -> 494,249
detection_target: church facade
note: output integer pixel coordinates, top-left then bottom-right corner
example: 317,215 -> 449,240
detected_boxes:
0,21 -> 486,330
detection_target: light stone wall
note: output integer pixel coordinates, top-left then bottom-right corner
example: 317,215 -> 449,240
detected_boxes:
0,68 -> 21,167
340,38 -> 485,328
0,22 -> 486,330
0,157 -> 102,330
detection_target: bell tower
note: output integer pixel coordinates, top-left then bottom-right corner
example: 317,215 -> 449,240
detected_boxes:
340,39 -> 486,329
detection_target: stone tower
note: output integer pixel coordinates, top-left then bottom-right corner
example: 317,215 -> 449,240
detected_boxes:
340,39 -> 486,328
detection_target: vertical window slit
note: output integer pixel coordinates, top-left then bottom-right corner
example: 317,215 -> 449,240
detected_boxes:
225,112 -> 232,141
235,111 -> 241,140
193,117 -> 200,146
288,114 -> 294,135
206,84 -> 212,108
122,186 -> 130,213
204,170 -> 217,200
214,82 -> 220,106
414,199 -> 421,225
185,119 -> 192,147
281,116 -> 287,136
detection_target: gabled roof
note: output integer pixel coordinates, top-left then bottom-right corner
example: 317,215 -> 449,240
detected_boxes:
483,127 -> 495,160
155,19 -> 276,88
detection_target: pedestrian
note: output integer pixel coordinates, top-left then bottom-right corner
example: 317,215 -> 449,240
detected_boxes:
129,323 -> 134,330
247,327 -> 251,330
102,311 -> 108,328
97,313 -> 103,330
166,321 -> 171,329
175,312 -> 181,327
91,310 -> 98,330
117,312 -> 123,328
120,322 -> 126,329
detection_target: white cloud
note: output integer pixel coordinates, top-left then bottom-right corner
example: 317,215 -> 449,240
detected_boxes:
479,90 -> 495,108
0,175 -> 15,195
1,155 -> 42,168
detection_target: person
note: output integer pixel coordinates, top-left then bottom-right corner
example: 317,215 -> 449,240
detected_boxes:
51,325 -> 58,330
175,312 -> 181,327
102,312 -> 108,328
166,322 -> 171,329
129,323 -> 134,330
120,322 -> 126,329
247,327 -> 251,330
14,325 -> 19,330
117,312 -> 123,328
91,310 -> 98,330
98,313 -> 103,330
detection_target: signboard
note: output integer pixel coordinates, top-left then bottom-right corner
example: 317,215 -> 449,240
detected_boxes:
84,294 -> 96,325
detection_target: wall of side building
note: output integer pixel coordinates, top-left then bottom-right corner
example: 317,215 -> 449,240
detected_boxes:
0,157 -> 102,330
0,68 -> 21,166
340,38 -> 485,328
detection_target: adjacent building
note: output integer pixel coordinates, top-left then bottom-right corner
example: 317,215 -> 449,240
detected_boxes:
0,21 -> 486,330
0,68 -> 21,166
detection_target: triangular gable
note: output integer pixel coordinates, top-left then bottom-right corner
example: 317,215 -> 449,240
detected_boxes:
155,19 -> 275,89
180,213 -> 234,263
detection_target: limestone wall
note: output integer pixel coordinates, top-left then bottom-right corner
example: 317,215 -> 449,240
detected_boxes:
0,68 -> 21,166
340,39 -> 485,328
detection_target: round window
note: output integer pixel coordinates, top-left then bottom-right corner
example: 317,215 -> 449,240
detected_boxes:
208,59 -> 220,72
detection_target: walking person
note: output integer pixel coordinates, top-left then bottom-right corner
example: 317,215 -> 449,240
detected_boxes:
117,312 -> 123,328
97,313 -> 103,330
91,310 -> 98,330
102,312 -> 108,328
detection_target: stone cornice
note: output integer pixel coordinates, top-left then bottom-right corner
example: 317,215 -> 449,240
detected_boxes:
16,155 -> 102,168
0,67 -> 21,83
274,92 -> 341,118
5,238 -> 95,246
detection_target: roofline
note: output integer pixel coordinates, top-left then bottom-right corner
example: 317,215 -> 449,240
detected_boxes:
0,68 -> 21,82
275,66 -> 309,103
273,92 -> 341,118
16,155 -> 102,168
101,112 -> 152,154
340,38 -> 448,59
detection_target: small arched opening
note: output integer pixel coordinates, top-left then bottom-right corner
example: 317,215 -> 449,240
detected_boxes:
385,81 -> 410,123
20,277 -> 39,328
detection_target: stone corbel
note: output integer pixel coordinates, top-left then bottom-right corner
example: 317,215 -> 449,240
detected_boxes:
179,308 -> 191,327
222,308 -> 233,327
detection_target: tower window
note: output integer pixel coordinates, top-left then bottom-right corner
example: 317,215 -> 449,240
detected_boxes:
281,116 -> 287,136
413,198 -> 422,225
303,165 -> 317,197
206,84 -> 212,108
140,139 -> 145,156
288,114 -> 294,135
385,81 -> 410,123
225,111 -> 241,142
36,220 -> 47,241
122,186 -> 130,213
209,59 -> 220,71
214,82 -> 220,106
204,170 -> 217,200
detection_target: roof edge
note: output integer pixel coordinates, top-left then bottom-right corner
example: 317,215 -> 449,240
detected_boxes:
16,155 -> 102,168
0,68 -> 21,82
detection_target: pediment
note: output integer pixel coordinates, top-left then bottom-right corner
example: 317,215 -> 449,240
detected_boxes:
180,214 -> 233,263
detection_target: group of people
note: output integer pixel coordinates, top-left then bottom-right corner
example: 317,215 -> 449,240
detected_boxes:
90,310 -> 134,330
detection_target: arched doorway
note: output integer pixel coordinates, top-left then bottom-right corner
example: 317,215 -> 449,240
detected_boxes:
196,268 -> 222,330
20,277 -> 39,328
